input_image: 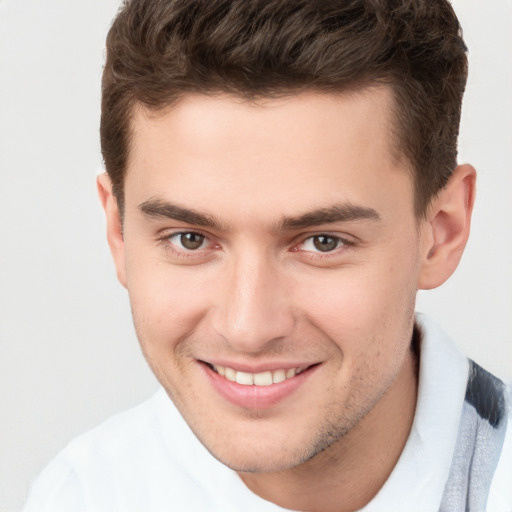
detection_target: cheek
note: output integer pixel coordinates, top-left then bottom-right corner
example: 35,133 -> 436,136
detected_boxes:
294,258 -> 418,356
125,249 -> 212,348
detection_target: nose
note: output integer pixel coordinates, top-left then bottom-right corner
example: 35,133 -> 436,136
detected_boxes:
211,251 -> 295,354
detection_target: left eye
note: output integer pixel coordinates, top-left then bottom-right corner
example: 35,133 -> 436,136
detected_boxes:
302,235 -> 344,253
169,232 -> 208,251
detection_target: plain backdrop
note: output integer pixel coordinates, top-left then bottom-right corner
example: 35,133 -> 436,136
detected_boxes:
1,1 -> 511,510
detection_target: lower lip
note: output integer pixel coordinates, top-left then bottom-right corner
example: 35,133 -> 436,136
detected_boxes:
201,363 -> 318,409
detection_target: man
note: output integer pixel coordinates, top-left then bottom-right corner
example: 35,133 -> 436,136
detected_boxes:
24,0 -> 511,511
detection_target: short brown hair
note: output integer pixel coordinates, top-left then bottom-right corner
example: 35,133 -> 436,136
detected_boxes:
101,0 -> 468,216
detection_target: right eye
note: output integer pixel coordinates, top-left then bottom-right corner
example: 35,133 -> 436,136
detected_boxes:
168,232 -> 208,251
157,230 -> 221,264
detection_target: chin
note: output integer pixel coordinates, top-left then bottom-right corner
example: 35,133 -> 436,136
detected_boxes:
211,446 -> 309,474
197,419 -> 350,475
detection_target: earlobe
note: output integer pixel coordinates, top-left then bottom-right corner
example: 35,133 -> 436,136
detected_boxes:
96,173 -> 127,288
418,164 -> 476,290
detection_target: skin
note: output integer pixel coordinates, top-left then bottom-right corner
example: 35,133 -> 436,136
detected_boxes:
98,88 -> 475,511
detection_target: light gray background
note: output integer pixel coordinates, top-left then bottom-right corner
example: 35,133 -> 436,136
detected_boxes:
1,1 -> 511,510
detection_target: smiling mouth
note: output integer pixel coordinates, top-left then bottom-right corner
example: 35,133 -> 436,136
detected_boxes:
204,362 -> 314,386
201,361 -> 320,409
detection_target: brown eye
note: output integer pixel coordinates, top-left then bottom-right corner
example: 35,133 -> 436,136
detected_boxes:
312,235 -> 339,252
179,232 -> 205,250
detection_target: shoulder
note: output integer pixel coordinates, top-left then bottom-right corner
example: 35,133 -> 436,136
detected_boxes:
58,388 -> 165,467
23,456 -> 84,512
488,382 -> 512,510
23,388 -> 284,512
23,389 -> 169,511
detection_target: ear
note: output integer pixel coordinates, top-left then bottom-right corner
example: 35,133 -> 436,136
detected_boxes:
97,173 -> 127,288
418,164 -> 476,290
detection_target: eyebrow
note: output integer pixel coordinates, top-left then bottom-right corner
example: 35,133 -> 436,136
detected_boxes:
138,198 -> 381,231
138,199 -> 226,230
279,204 -> 381,230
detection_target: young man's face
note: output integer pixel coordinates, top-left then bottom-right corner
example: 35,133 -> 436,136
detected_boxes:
104,89 -> 433,472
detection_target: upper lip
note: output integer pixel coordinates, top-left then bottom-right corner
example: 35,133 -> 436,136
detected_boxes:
200,359 -> 319,373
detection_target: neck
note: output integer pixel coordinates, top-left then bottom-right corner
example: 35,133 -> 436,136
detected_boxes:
238,346 -> 418,512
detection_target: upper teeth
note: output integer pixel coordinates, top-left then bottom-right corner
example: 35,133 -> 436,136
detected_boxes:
213,365 -> 304,386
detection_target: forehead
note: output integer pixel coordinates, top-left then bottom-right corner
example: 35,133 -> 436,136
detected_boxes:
125,89 -> 414,225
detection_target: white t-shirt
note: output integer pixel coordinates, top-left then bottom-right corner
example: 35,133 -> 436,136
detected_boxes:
24,315 -> 512,512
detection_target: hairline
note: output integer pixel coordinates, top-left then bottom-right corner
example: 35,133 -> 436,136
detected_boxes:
114,81 -> 425,221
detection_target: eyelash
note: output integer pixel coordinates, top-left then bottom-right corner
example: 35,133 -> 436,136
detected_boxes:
157,231 -> 355,260
157,230 -> 216,259
293,234 -> 354,259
